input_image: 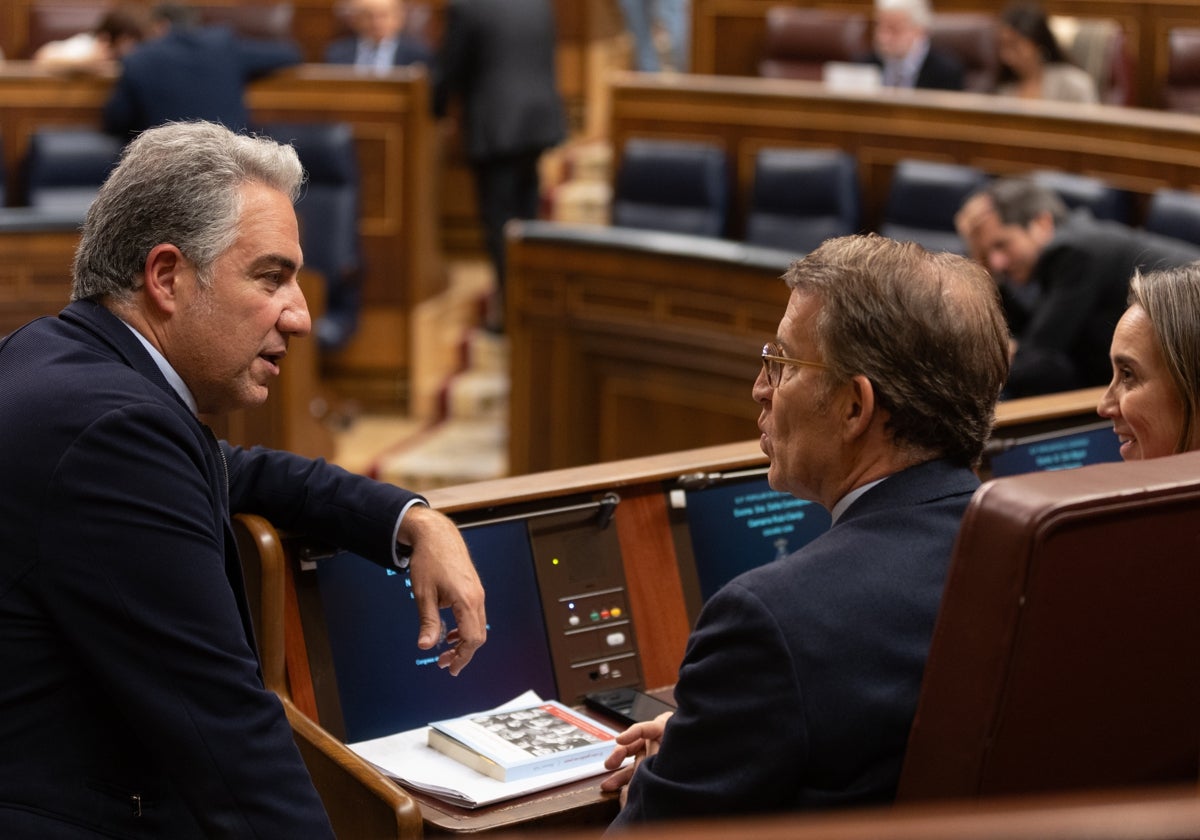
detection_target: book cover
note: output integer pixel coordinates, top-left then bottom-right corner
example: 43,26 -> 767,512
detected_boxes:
427,699 -> 620,782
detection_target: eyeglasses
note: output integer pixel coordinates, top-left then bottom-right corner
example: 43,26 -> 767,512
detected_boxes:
761,342 -> 829,388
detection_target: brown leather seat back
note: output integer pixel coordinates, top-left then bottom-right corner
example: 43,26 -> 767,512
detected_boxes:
929,12 -> 999,93
759,6 -> 869,81
899,451 -> 1200,801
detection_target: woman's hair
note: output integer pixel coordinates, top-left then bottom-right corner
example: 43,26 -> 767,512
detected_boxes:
72,121 -> 305,304
1127,264 -> 1200,453
997,2 -> 1072,84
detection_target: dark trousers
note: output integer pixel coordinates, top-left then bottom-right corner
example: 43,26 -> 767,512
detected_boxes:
472,150 -> 543,294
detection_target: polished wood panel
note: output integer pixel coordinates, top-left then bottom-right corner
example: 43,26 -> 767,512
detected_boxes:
609,72 -> 1200,237
691,0 -> 1200,110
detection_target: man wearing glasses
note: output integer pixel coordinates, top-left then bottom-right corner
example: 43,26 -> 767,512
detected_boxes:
603,235 -> 1010,826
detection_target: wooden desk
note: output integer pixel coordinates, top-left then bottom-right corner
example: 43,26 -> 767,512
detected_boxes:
690,0 -> 1200,111
609,72 -> 1200,238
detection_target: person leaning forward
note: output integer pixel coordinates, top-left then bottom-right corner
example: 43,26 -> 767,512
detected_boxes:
0,120 -> 486,838
602,235 -> 1009,827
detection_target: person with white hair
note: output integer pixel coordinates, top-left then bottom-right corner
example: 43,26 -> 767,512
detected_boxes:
867,0 -> 964,90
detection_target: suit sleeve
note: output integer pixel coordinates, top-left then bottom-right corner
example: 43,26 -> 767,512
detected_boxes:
39,402 -> 333,837
612,582 -> 810,826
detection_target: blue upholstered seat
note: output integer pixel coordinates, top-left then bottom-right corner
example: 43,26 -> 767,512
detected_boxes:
24,127 -> 124,217
879,159 -> 990,255
744,147 -> 861,255
1030,169 -> 1131,223
1143,188 -> 1200,247
611,138 -> 729,238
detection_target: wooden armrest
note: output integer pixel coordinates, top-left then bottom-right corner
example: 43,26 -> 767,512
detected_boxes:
281,695 -> 423,839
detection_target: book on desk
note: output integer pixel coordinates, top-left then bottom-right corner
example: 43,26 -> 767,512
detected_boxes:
428,698 -> 620,782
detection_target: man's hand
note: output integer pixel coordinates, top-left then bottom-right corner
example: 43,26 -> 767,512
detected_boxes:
397,505 -> 486,675
600,711 -> 673,806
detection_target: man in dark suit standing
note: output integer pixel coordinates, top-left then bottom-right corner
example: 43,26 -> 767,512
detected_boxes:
600,236 -> 1010,825
868,0 -> 964,90
432,0 -> 566,332
323,0 -> 432,72
102,2 -> 302,138
0,121 -> 486,837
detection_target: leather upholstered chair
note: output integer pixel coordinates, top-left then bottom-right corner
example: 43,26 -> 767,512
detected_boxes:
1029,169 -> 1131,223
744,148 -> 861,255
898,452 -> 1200,801
758,6 -> 870,81
929,13 -> 1000,93
1164,27 -> 1200,113
23,127 -> 125,217
257,122 -> 363,352
878,159 -> 989,255
1143,188 -> 1200,247
611,138 -> 730,238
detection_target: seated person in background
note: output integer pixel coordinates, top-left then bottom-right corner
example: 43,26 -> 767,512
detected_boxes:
1098,263 -> 1200,459
324,0 -> 432,72
955,177 -> 1200,398
0,120 -> 486,836
32,3 -> 151,74
995,1 -> 1099,104
867,0 -> 965,90
602,235 -> 1010,826
103,2 -> 302,138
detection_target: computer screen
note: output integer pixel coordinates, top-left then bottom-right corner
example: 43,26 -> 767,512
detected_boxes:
988,421 -> 1122,478
680,470 -> 832,604
315,519 -> 558,742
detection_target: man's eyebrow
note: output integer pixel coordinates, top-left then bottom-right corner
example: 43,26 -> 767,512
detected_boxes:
250,254 -> 300,274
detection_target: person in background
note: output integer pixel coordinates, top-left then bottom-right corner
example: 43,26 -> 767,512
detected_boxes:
867,0 -> 964,90
601,235 -> 1010,826
324,0 -> 432,73
1098,263 -> 1200,460
617,0 -> 691,73
32,3 -> 151,74
0,120 -> 486,837
103,2 -> 302,138
995,1 -> 1099,104
432,0 -> 566,333
955,177 -> 1200,398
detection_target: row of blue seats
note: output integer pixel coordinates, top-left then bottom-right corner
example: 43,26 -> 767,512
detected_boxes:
611,137 -> 1200,255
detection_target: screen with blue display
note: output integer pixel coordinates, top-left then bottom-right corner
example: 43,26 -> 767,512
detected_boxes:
315,519 -> 557,742
682,471 -> 832,603
988,421 -> 1122,477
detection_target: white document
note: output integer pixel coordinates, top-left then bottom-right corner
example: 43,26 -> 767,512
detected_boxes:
348,691 -> 628,808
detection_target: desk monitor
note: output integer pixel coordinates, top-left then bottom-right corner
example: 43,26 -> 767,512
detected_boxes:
313,497 -> 640,742
315,519 -> 557,742
987,421 -> 1122,478
671,469 -> 832,616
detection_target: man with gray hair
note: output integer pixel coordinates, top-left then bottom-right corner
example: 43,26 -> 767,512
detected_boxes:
0,121 -> 487,837
868,0 -> 964,89
602,235 -> 1009,826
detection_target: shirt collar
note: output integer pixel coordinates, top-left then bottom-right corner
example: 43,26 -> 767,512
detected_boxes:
830,476 -> 888,524
120,319 -> 198,414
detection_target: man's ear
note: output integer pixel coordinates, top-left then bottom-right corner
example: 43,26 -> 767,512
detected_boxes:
142,244 -> 187,314
841,374 -> 877,442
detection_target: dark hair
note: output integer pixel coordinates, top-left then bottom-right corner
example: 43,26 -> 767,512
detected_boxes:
997,2 -> 1072,84
95,5 -> 152,43
783,235 -> 1010,467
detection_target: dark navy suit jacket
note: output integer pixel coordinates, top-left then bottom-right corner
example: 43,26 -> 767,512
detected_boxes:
0,302 -> 422,837
610,459 -> 980,827
103,26 -> 301,137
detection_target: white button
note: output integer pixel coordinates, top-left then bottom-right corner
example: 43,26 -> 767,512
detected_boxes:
568,615 -> 581,626
605,632 -> 626,647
